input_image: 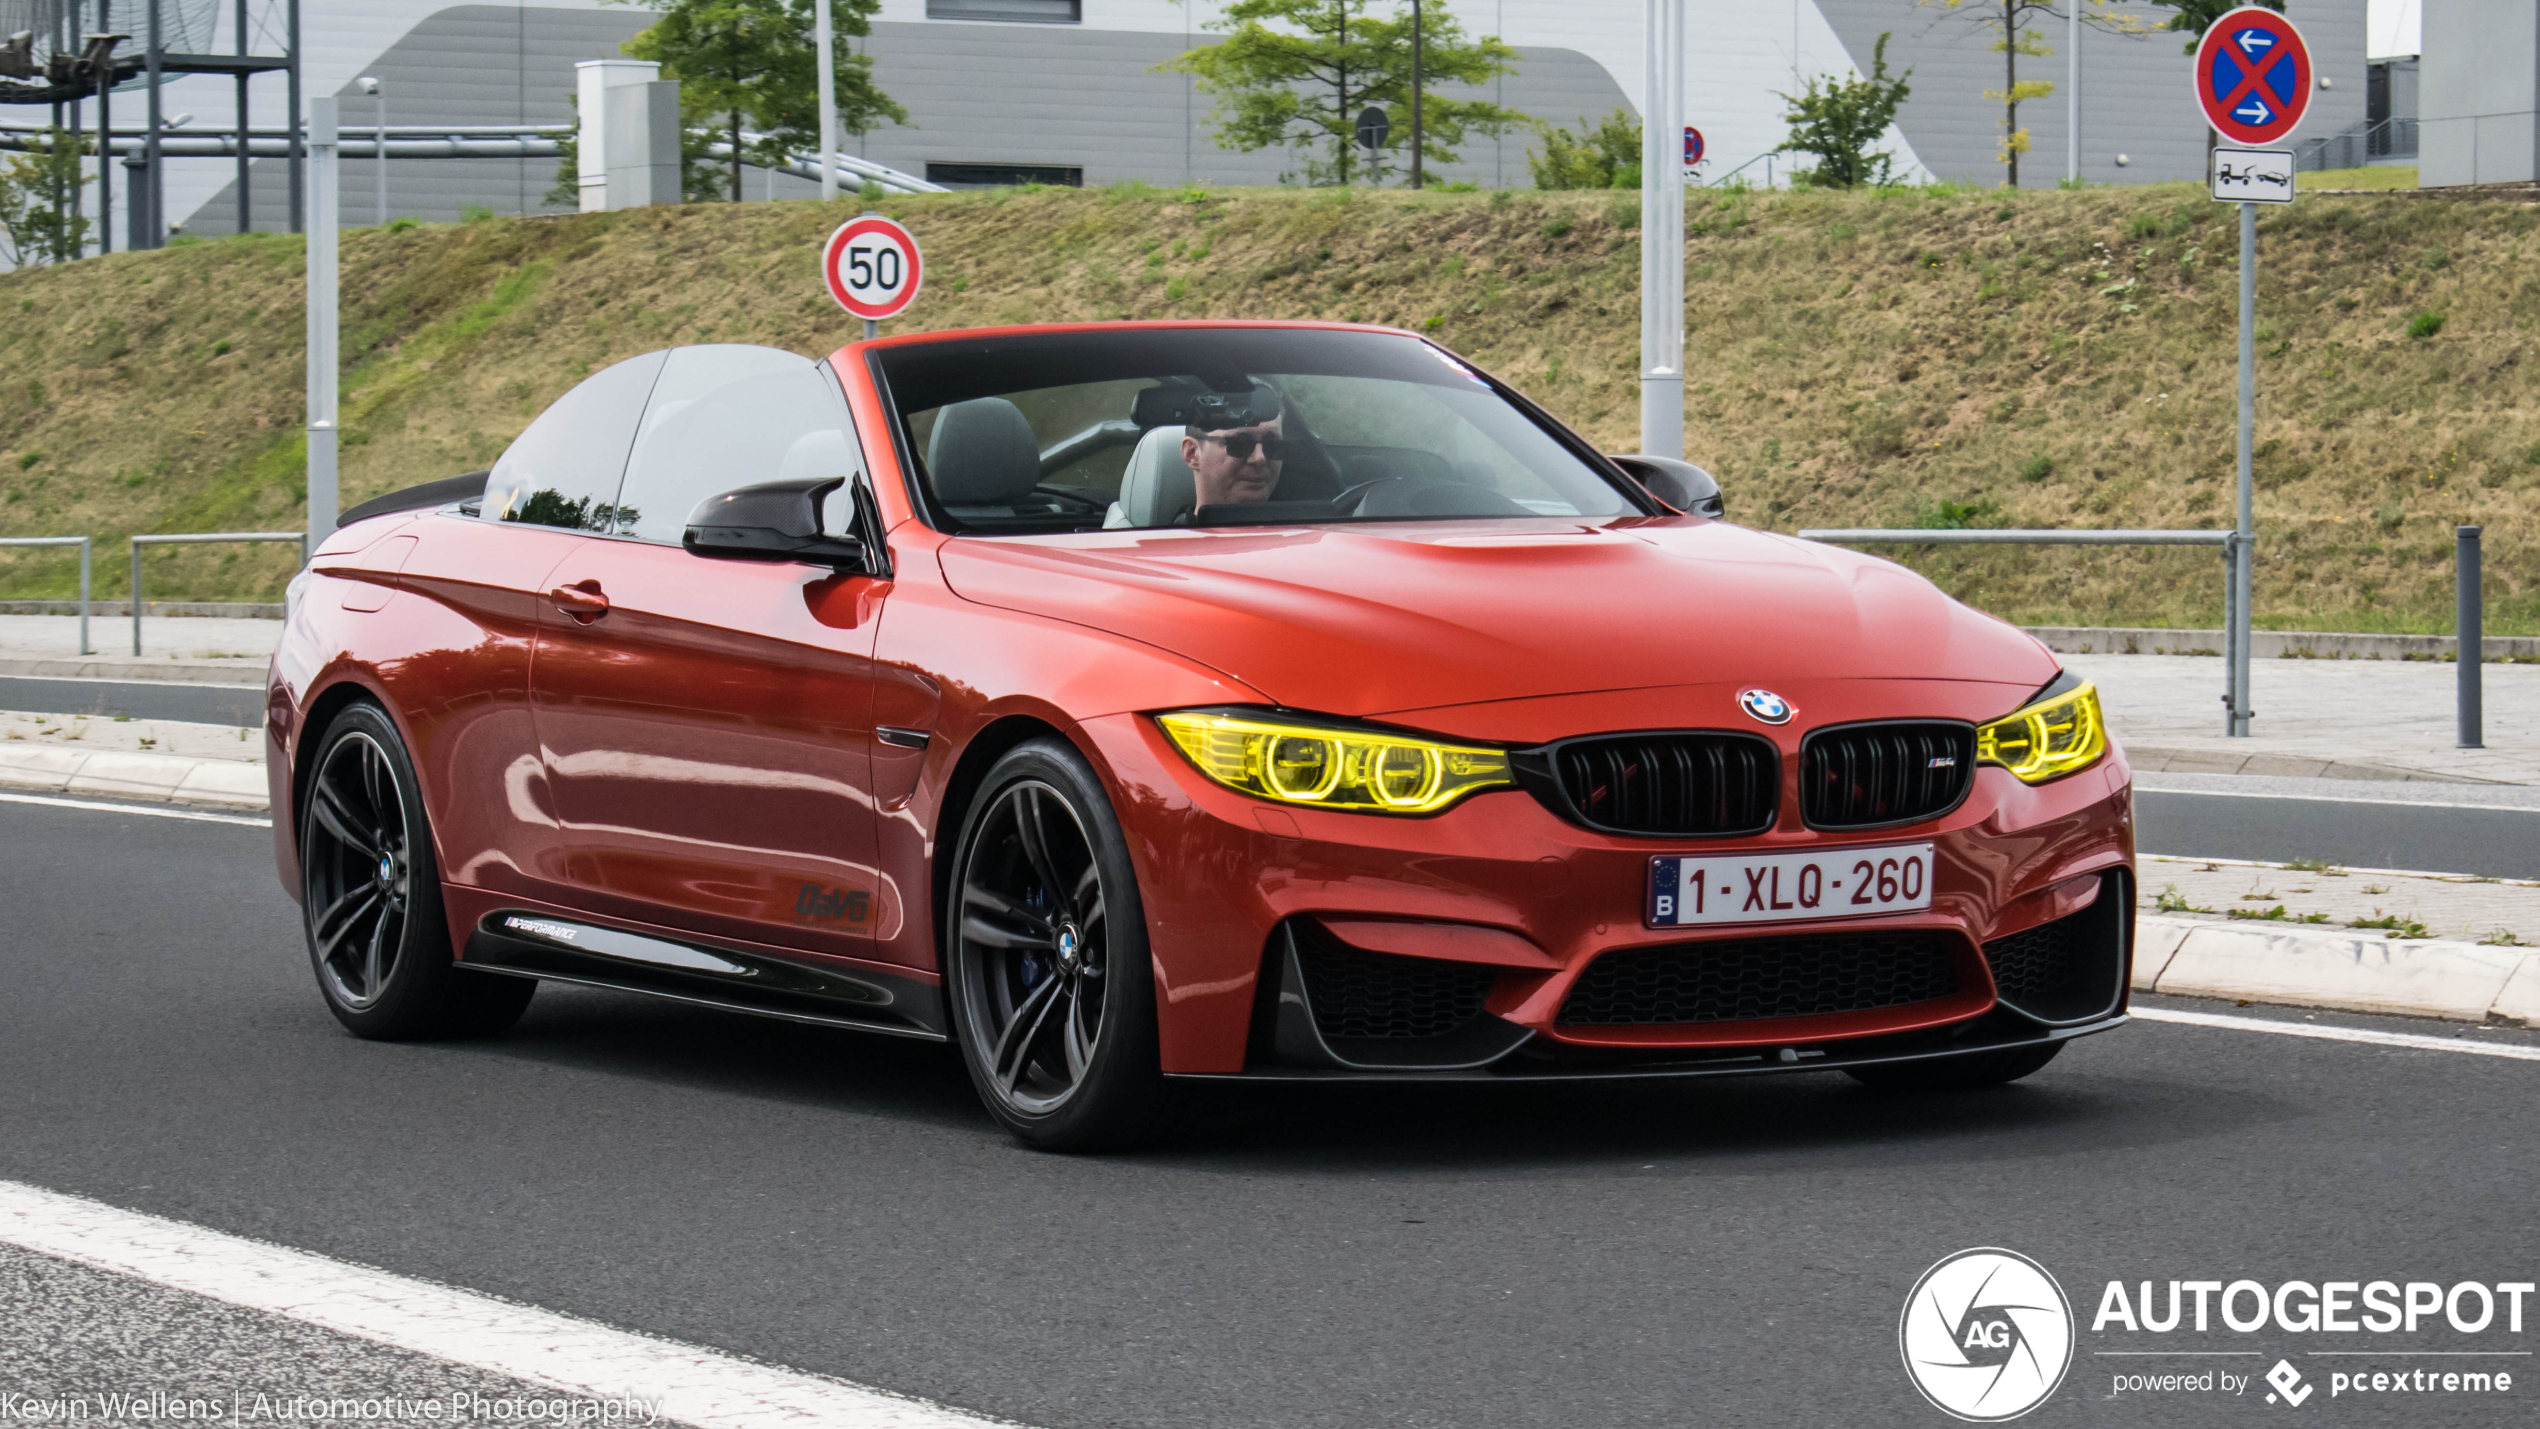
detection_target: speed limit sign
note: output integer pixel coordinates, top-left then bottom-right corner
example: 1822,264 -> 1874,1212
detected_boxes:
822,214 -> 923,323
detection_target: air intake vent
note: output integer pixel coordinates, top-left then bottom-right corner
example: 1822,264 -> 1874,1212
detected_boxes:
1293,934 -> 1499,1041
1558,930 -> 1963,1026
1983,870 -> 2129,1025
1521,732 -> 1779,838
1800,722 -> 1976,830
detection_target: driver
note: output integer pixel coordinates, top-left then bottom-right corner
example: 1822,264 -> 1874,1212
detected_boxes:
1181,384 -> 1285,511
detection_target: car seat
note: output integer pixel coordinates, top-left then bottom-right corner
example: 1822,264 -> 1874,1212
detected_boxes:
927,398 -> 1044,512
1104,425 -> 1198,528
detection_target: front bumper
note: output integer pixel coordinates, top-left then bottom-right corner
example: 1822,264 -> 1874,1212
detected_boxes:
1076,709 -> 2135,1076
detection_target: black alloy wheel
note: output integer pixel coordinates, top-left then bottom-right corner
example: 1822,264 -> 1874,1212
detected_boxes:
300,702 -> 535,1039
947,739 -> 1166,1150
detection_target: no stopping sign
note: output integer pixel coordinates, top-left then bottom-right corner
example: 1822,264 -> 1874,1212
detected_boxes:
823,215 -> 924,322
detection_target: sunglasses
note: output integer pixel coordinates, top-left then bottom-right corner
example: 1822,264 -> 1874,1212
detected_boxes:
1200,432 -> 1288,462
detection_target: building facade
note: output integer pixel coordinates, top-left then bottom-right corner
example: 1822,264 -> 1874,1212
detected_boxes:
42,0 -> 2372,239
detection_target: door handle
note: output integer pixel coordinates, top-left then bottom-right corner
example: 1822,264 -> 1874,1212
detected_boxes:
549,580 -> 609,622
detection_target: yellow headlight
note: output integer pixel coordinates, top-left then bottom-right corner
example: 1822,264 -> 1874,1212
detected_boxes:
1976,681 -> 2108,784
1156,710 -> 1513,816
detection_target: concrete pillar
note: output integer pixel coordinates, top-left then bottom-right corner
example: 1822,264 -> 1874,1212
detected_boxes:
576,60 -> 679,212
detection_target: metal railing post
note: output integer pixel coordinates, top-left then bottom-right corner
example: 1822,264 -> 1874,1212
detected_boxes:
1796,527 -> 2240,723
127,531 -> 308,656
0,536 -> 95,655
2459,525 -> 2483,750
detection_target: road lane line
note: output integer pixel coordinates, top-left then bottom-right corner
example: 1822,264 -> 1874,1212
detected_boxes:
0,791 -> 271,826
2132,1006 -> 2540,1061
0,1181 -> 1017,1429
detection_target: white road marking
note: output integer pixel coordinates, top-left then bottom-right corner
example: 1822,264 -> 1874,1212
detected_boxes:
0,791 -> 271,827
2131,1006 -> 2540,1061
0,1181 -> 1016,1429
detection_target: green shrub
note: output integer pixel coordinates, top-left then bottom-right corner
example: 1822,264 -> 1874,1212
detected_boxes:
2407,310 -> 2446,339
2017,452 -> 2054,482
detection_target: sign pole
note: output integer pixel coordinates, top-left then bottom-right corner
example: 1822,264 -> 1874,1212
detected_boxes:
1638,0 -> 1684,460
306,97 -> 339,547
814,0 -> 837,203
2230,198 -> 2255,737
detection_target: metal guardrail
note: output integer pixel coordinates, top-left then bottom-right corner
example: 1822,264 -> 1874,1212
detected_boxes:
0,536 -> 95,656
130,532 -> 305,656
1798,528 -> 2244,726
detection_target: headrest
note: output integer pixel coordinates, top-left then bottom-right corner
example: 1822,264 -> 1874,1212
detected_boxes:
926,398 -> 1043,505
1114,425 -> 1197,528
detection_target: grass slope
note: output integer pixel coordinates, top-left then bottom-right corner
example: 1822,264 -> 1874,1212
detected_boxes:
0,182 -> 2532,633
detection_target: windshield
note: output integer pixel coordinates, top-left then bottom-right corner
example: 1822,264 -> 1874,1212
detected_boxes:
871,327 -> 1643,534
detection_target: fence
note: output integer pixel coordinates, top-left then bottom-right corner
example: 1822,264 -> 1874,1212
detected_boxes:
129,531 -> 305,656
2291,118 -> 2419,173
1797,528 -> 2242,733
0,535 -> 94,656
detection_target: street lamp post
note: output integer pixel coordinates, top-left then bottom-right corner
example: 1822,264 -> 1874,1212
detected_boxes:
814,0 -> 837,201
1638,0 -> 1685,459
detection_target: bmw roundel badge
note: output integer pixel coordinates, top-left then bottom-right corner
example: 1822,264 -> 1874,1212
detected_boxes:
1738,688 -> 1794,725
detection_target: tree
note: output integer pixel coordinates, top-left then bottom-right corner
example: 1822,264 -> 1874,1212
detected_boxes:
1162,1 -> 1527,187
2145,0 -> 2286,161
2146,0 -> 2284,54
1529,109 -> 1640,190
1777,33 -> 1913,189
604,0 -> 905,202
1921,0 -> 2145,188
0,129 -> 92,266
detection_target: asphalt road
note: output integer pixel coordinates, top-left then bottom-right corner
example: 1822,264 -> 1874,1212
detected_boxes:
3,798 -> 2536,1426
0,673 -> 264,727
2136,785 -> 2540,879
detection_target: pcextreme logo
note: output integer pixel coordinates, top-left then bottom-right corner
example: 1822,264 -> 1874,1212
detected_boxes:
1899,1248 -> 2077,1422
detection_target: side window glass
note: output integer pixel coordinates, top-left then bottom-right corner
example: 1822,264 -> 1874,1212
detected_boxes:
480,351 -> 667,529
614,361 -> 863,545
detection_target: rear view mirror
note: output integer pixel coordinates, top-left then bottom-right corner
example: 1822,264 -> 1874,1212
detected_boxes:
683,477 -> 871,571
1608,455 -> 1725,519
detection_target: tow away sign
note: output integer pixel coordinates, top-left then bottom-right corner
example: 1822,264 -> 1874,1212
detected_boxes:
2211,147 -> 2295,203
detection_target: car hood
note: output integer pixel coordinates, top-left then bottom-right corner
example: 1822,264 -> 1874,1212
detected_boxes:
935,518 -> 2059,720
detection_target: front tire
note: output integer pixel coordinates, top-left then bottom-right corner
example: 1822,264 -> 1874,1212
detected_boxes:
944,738 -> 1167,1151
299,702 -> 535,1039
1846,1041 -> 2062,1091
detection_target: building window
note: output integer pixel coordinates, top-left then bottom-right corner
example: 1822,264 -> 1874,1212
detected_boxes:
926,0 -> 1081,22
927,162 -> 1085,188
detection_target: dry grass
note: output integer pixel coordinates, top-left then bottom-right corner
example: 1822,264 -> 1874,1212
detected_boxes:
0,181 -> 2533,632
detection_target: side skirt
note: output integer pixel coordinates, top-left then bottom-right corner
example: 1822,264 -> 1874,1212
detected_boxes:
465,912 -> 948,1043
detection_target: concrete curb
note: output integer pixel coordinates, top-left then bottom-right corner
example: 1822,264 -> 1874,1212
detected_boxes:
0,657 -> 266,684
2126,746 -> 2496,784
0,745 -> 268,810
2026,625 -> 2540,663
2134,914 -> 2540,1025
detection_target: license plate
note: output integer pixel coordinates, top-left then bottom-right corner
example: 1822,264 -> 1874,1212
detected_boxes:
1647,843 -> 1935,928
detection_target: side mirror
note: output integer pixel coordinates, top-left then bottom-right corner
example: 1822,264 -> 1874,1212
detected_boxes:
1608,454 -> 1725,519
683,476 -> 870,570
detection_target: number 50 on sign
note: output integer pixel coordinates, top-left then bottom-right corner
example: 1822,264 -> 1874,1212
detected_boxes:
822,215 -> 924,323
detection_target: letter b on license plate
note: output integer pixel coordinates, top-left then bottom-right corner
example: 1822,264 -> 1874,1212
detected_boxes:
1647,843 -> 1934,927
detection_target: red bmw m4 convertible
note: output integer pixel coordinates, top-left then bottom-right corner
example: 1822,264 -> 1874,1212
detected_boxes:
269,322 -> 2132,1149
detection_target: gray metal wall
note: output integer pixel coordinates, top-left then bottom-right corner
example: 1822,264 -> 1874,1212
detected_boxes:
849,19 -> 1630,190
2421,0 -> 2539,186
1815,0 -> 2369,188
188,5 -> 655,231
